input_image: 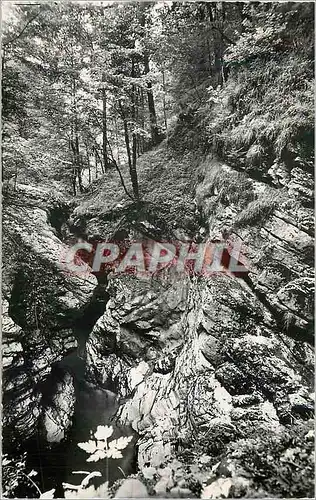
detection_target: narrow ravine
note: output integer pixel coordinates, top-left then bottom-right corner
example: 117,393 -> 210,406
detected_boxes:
24,347 -> 136,498
17,270 -> 137,498
2,2 -> 314,497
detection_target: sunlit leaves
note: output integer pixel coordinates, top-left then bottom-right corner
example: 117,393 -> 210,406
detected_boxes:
77,425 -> 133,463
107,436 -> 133,459
77,439 -> 98,454
86,449 -> 107,462
94,424 -> 113,440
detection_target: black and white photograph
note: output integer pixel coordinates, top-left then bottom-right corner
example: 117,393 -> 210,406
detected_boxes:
1,0 -> 315,498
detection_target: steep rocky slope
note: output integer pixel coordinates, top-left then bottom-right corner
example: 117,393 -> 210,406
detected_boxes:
2,186 -> 97,447
3,132 -> 313,497
71,145 -> 314,497
2,1 -> 314,498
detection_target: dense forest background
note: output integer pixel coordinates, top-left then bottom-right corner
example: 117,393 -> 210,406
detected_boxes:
3,1 -> 313,199
2,1 -> 315,499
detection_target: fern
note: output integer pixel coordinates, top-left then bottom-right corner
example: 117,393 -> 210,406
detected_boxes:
63,426 -> 133,498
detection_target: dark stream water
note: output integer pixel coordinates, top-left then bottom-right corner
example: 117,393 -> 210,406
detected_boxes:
23,351 -> 136,498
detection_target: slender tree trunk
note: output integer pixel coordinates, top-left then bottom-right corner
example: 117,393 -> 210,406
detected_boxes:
70,138 -> 77,195
121,110 -> 139,200
140,87 -> 145,153
70,138 -> 82,194
87,133 -> 104,173
131,58 -> 140,199
70,75 -> 78,195
114,115 -> 121,166
70,67 -> 84,194
123,117 -> 132,172
132,134 -> 137,170
162,67 -> 168,134
75,133 -> 84,192
207,2 -> 224,87
136,88 -> 141,157
102,75 -> 108,171
139,7 -> 160,146
144,52 -> 160,145
86,144 -> 91,184
95,148 -> 98,179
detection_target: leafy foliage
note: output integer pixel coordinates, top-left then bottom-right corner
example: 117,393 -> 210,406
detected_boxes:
78,425 -> 133,462
2,453 -> 55,499
233,192 -> 278,229
227,422 -> 315,497
62,425 -> 133,499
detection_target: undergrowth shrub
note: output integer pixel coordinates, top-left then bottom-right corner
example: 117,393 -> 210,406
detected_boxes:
233,192 -> 279,229
2,453 -> 55,499
196,164 -> 255,213
207,53 -> 314,176
227,422 -> 314,497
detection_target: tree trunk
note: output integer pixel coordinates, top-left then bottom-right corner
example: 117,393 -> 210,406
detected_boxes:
70,139 -> 77,195
132,134 -> 137,172
75,133 -> 84,192
86,144 -> 91,184
70,70 -> 83,194
144,52 -> 160,145
140,87 -> 145,153
114,115 -> 121,166
95,148 -> 98,179
122,114 -> 139,200
139,6 -> 160,146
123,117 -> 132,172
162,67 -> 168,134
102,77 -> 108,171
207,2 -> 224,87
131,56 -> 140,199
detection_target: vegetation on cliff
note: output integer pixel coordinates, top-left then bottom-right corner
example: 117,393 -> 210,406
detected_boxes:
2,1 -> 314,498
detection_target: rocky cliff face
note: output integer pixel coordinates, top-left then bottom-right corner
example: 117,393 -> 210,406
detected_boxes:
2,186 -> 97,448
2,148 -> 314,497
71,149 -> 314,496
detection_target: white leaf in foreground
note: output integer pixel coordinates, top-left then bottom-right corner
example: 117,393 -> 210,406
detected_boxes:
106,448 -> 123,459
94,425 -> 113,441
62,483 -> 80,491
86,449 -> 106,462
96,440 -> 107,451
77,440 -> 98,454
28,470 -> 38,477
81,471 -> 102,489
108,435 -> 133,451
40,488 -> 56,499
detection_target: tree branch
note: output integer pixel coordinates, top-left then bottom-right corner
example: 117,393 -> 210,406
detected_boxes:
3,12 -> 41,47
106,139 -> 134,201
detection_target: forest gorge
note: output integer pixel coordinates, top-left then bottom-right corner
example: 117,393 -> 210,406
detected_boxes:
2,1 -> 315,498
